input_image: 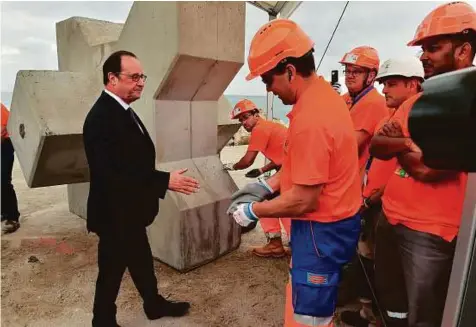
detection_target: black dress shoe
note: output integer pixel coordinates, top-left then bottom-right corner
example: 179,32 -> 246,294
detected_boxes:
91,320 -> 121,327
145,299 -> 191,320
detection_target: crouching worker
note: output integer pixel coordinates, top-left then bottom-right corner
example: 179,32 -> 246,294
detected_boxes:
225,99 -> 291,257
228,19 -> 362,326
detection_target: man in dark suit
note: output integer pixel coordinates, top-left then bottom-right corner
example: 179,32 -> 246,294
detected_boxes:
83,50 -> 200,327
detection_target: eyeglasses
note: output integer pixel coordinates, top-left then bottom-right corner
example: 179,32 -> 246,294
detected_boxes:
116,72 -> 148,82
343,69 -> 366,77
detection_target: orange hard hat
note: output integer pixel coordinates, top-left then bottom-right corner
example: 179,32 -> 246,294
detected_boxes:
246,19 -> 314,81
339,46 -> 380,70
408,1 -> 476,46
230,99 -> 258,119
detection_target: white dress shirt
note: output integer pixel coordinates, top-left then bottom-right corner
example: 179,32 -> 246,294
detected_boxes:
104,89 -> 143,134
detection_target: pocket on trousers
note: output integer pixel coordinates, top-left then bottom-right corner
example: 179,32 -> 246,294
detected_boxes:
291,268 -> 340,318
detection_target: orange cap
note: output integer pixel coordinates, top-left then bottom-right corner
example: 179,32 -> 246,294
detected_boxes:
246,19 -> 314,81
230,99 -> 258,119
339,46 -> 380,70
408,2 -> 476,46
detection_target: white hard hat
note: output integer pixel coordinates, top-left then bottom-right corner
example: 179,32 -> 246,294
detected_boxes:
376,57 -> 424,81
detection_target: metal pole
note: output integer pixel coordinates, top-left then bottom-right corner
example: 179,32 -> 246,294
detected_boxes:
441,173 -> 476,327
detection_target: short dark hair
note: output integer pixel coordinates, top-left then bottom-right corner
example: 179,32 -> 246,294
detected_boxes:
403,77 -> 424,92
450,29 -> 476,60
102,50 -> 137,85
268,49 -> 316,78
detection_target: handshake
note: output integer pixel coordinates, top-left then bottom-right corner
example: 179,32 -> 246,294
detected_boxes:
226,178 -> 274,227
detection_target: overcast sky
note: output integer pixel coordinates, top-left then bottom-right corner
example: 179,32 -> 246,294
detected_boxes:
1,1 -> 475,98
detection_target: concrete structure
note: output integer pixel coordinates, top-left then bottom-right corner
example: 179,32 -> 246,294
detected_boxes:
8,1 -> 245,272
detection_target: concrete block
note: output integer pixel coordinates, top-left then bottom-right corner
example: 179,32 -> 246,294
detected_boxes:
67,182 -> 89,219
56,17 -> 123,72
156,55 -> 217,101
191,101 -> 218,158
193,60 -> 243,101
12,1 -> 245,272
154,100 -> 191,162
7,71 -> 100,187
149,156 -> 240,271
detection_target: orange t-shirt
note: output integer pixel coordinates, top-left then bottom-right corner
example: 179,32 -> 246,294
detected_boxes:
280,77 -> 361,222
382,93 -> 468,241
362,113 -> 398,198
343,87 -> 388,170
247,118 -> 287,166
1,103 -> 10,140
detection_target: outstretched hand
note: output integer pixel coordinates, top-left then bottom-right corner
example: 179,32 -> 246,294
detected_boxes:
168,168 -> 200,195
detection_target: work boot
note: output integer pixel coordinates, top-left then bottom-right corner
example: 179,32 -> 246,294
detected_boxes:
252,237 -> 286,258
2,220 -> 20,234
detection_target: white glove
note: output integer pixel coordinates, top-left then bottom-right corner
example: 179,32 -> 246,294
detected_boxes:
232,203 -> 258,227
223,163 -> 235,171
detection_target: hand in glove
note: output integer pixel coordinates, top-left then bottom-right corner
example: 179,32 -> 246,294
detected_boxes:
223,163 -> 235,171
245,168 -> 263,178
227,177 -> 274,215
232,202 -> 258,227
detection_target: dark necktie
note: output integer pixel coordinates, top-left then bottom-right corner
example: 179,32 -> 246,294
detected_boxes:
128,107 -> 144,134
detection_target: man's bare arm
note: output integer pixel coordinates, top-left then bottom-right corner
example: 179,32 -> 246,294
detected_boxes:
264,170 -> 281,192
260,160 -> 279,174
370,136 -> 413,160
397,151 -> 459,183
252,183 -> 322,218
233,151 -> 258,170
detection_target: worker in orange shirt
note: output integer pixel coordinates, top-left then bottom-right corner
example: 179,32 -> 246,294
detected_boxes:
340,46 -> 388,175
341,57 -> 425,327
225,99 -> 291,257
370,2 -> 476,326
336,46 -> 388,310
229,19 -> 361,327
1,103 -> 21,233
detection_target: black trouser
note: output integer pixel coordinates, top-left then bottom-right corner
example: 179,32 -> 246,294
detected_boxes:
1,138 -> 20,221
375,212 -> 456,327
375,213 -> 408,326
337,203 -> 380,306
92,226 -> 163,326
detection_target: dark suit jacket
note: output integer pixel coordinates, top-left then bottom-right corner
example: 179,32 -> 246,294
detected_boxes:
83,91 -> 170,234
